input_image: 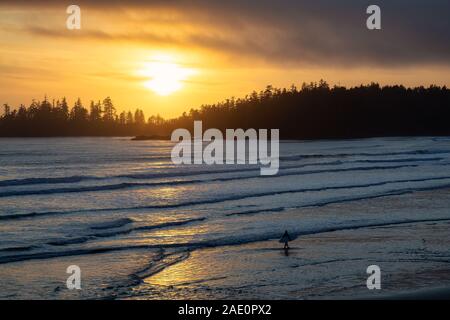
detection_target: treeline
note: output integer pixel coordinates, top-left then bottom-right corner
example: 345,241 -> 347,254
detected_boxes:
159,81 -> 450,139
1,81 -> 450,139
0,97 -> 160,136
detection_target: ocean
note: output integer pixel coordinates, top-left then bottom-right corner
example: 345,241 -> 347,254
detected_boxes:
1,136 -> 450,299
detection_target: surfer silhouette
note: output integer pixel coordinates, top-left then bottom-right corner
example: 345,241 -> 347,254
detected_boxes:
279,230 -> 292,250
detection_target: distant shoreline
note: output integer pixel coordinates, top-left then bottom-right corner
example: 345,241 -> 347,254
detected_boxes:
131,135 -> 170,141
0,134 -> 449,142
2,84 -> 450,139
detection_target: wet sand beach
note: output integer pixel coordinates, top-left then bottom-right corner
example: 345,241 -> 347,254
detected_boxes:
131,189 -> 450,299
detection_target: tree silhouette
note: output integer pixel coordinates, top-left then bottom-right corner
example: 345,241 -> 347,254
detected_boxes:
89,100 -> 102,123
1,82 -> 449,138
70,98 -> 88,122
102,97 -> 116,122
3,104 -> 10,117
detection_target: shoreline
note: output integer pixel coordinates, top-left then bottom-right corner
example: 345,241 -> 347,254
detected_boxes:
0,135 -> 449,142
134,219 -> 450,300
132,188 -> 450,300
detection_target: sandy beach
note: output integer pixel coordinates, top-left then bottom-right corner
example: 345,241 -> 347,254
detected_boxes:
131,188 -> 450,300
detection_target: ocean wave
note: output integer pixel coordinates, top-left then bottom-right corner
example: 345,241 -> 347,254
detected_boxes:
353,157 -> 442,164
280,149 -> 450,161
2,175 -> 450,222
0,245 -> 35,253
90,218 -> 134,230
0,165 -> 273,188
0,176 -> 96,187
0,166 -> 278,188
225,191 -> 411,217
133,218 -> 206,232
226,207 -> 285,216
47,236 -> 94,246
2,216 -> 450,265
0,153 -> 445,188
45,217 -> 206,247
134,250 -> 191,279
0,162 -> 440,198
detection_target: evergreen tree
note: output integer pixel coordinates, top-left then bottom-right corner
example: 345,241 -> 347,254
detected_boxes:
126,111 -> 134,125
2,103 -> 10,117
70,98 -> 88,122
89,100 -> 102,122
102,97 -> 116,122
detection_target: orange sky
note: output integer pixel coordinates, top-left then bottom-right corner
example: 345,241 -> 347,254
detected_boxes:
1,2 -> 449,118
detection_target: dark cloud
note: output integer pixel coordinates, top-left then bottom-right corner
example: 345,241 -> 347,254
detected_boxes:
2,0 -> 449,67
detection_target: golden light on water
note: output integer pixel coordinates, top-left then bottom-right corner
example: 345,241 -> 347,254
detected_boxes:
139,55 -> 197,96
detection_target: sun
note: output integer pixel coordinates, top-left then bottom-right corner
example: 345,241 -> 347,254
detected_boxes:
139,55 -> 196,96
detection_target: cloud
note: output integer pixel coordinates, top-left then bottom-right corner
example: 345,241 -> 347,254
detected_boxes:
1,0 -> 449,67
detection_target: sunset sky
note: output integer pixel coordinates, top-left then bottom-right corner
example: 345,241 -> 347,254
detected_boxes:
1,0 -> 449,118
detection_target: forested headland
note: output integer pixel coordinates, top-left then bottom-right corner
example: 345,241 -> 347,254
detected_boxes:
1,81 -> 449,139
